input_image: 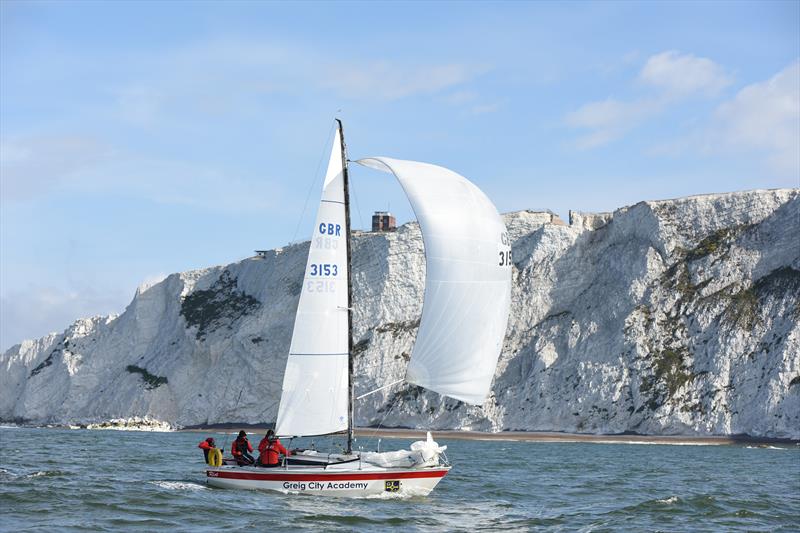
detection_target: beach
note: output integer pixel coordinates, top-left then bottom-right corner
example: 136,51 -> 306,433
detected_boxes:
178,425 -> 798,446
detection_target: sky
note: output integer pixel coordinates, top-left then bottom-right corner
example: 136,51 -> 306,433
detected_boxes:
1,0 -> 798,351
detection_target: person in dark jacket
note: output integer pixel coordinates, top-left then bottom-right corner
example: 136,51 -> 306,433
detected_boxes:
257,430 -> 293,467
231,431 -> 255,466
198,437 -> 216,462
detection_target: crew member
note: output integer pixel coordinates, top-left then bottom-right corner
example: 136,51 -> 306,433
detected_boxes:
198,437 -> 216,462
231,430 -> 255,466
257,429 -> 293,467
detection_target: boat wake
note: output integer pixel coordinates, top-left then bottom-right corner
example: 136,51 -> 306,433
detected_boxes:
361,485 -> 432,500
149,480 -> 208,491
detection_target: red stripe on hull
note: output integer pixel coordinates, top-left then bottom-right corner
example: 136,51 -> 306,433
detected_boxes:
207,469 -> 448,482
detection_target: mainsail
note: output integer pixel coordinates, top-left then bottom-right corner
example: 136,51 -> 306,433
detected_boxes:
357,157 -> 512,405
276,127 -> 350,437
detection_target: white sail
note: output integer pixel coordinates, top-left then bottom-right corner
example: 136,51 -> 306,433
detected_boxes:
276,128 -> 350,437
357,157 -> 511,405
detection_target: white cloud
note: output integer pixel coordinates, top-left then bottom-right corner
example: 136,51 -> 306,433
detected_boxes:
565,98 -> 663,148
443,90 -> 478,105
117,85 -> 164,126
646,61 -> 799,176
99,39 -> 487,127
0,284 -> 130,352
324,62 -> 486,101
470,102 -> 501,115
443,91 -> 499,115
0,136 -> 116,202
639,50 -> 732,97
142,38 -> 487,103
566,50 -> 731,148
0,135 -> 285,213
711,61 -> 799,174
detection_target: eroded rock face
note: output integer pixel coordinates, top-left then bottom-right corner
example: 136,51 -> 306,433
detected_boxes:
2,189 -> 799,437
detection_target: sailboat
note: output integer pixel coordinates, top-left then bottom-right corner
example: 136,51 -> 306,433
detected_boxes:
205,121 -> 511,496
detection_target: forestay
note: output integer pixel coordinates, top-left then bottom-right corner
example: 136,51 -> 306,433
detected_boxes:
276,128 -> 349,437
356,157 -> 512,405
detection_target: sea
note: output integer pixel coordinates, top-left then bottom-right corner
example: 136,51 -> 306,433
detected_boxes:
1,426 -> 798,532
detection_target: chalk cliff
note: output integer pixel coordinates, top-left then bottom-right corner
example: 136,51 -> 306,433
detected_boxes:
2,189 -> 798,438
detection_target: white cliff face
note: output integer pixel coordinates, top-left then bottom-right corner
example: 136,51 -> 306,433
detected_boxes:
2,189 -> 799,438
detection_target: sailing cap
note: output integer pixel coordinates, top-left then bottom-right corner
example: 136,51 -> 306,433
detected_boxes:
238,430 -> 247,437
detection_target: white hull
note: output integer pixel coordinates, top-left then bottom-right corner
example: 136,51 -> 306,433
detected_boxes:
205,463 -> 450,497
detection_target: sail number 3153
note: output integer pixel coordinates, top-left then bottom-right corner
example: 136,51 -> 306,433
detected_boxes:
310,263 -> 338,276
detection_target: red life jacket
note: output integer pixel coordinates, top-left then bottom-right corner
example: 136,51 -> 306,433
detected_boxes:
232,437 -> 252,456
198,439 -> 215,462
258,437 -> 288,465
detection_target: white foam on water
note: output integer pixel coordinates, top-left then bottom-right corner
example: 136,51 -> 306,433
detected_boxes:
361,485 -> 431,500
656,496 -> 679,504
150,481 -> 208,491
25,471 -> 63,478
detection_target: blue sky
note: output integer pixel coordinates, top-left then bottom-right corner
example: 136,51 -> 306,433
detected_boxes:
1,0 -> 798,350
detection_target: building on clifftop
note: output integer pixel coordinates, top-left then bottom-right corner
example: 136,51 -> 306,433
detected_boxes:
372,211 -> 396,232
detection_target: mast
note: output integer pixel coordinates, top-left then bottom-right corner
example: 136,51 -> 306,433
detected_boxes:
337,119 -> 355,454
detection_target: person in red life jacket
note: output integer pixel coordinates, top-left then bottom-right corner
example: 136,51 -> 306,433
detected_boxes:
198,437 -> 216,462
231,430 -> 255,466
257,429 -> 293,467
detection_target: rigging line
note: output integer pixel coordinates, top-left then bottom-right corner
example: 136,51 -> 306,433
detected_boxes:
348,172 -> 393,318
221,387 -> 246,454
355,378 -> 404,401
255,398 -> 281,434
365,390 -> 402,443
349,172 -> 370,244
290,120 -> 337,245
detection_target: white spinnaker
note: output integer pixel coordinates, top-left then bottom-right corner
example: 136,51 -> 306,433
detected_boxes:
276,128 -> 349,437
356,157 -> 511,405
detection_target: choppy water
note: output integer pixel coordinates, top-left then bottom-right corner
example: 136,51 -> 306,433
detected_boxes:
1,426 -> 798,531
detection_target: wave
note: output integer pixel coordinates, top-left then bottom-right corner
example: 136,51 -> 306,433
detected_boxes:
25,470 -> 68,478
655,496 -> 679,504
